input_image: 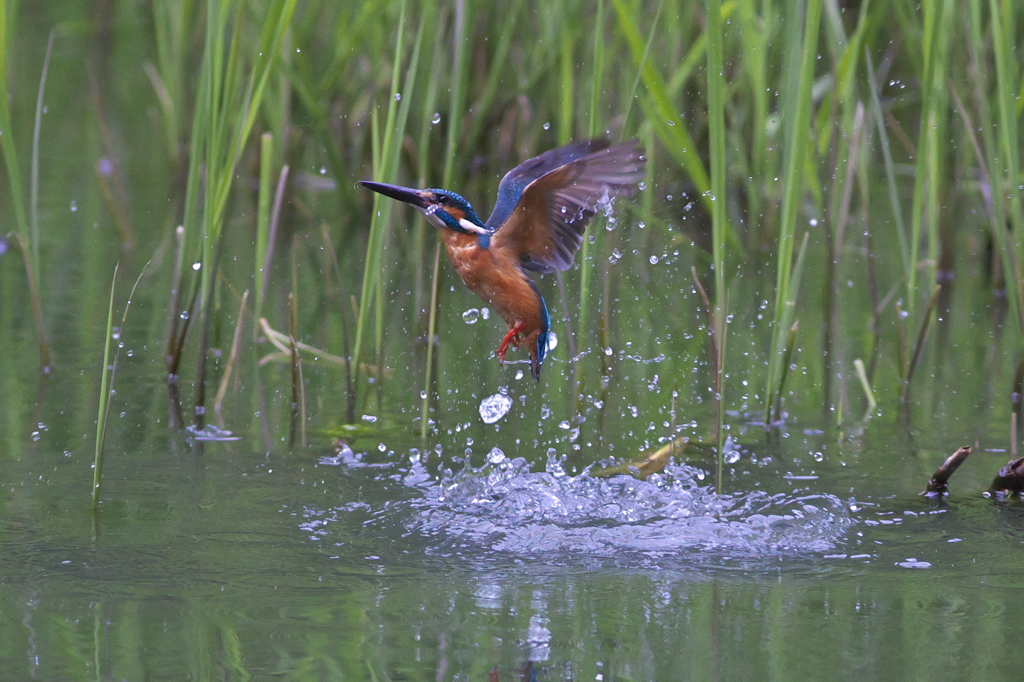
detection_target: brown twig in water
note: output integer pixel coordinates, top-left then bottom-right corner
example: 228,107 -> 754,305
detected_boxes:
214,290 -> 248,410
920,445 -> 972,497
691,266 -> 719,391
991,456 -> 1024,495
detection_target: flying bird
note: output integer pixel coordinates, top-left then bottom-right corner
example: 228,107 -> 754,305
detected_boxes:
360,139 -> 645,380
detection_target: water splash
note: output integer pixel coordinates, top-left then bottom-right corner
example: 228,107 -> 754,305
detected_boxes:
411,456 -> 849,560
185,424 -> 241,441
302,451 -> 852,567
479,393 -> 513,424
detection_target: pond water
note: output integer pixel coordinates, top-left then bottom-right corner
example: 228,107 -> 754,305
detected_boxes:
3,7 -> 1024,682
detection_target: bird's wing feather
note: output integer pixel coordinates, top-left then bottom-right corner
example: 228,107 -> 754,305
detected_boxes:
487,141 -> 645,273
485,140 -> 610,233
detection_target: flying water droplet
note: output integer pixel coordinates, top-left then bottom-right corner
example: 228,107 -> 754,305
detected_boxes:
545,331 -> 558,353
431,112 -> 441,124
462,308 -> 480,324
543,122 -> 551,130
479,393 -> 513,424
394,92 -> 402,101
724,438 -> 741,464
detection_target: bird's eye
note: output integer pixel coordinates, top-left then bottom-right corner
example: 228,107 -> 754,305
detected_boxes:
436,195 -> 450,205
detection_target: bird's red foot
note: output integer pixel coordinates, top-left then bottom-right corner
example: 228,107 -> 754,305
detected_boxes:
495,322 -> 525,364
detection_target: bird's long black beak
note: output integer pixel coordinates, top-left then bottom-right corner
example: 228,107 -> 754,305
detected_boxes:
359,181 -> 429,208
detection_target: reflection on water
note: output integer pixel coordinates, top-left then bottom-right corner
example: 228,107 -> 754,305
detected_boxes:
304,449 -> 852,565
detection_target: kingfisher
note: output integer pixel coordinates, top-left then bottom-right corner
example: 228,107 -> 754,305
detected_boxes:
360,139 -> 645,380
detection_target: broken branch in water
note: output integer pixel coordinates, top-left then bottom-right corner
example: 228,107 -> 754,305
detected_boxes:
990,456 -> 1024,496
920,445 -> 972,497
591,436 -> 689,479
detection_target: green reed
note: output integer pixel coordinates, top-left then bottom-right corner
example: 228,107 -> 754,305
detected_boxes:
0,0 -> 28,251
92,263 -> 148,510
977,0 -> 1024,331
705,0 -> 728,489
168,0 -> 297,411
0,3 -> 49,371
92,264 -> 118,510
7,0 -> 1024,456
762,0 -> 821,424
352,1 -> 423,423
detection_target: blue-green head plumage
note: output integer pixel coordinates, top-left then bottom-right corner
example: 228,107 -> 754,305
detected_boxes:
424,189 -> 487,236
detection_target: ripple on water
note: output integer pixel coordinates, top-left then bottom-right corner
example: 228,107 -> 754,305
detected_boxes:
304,451 -> 852,567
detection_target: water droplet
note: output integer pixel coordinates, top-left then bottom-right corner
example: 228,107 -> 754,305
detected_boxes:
481,308 -> 490,320
192,262 -> 201,271
649,255 -> 659,265
319,166 -> 327,175
431,112 -> 441,124
609,249 -> 622,264
543,122 -> 551,130
378,442 -> 387,452
545,331 -> 558,353
179,311 -> 189,320
69,200 -> 77,212
638,181 -> 647,191
479,393 -> 513,424
809,218 -> 819,227
362,414 -> 378,423
487,447 -> 505,464
394,92 -> 402,101
462,308 -> 480,324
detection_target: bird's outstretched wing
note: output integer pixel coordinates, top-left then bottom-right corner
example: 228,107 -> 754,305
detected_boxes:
486,141 -> 645,273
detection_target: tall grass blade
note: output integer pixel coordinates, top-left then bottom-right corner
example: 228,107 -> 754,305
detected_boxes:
987,0 -> 1024,330
865,50 -> 910,290
92,264 -> 119,510
254,132 -> 274,326
611,0 -> 716,217
763,0 -> 821,424
351,3 -> 424,413
706,0 -> 729,491
29,29 -> 54,278
92,262 -> 149,509
0,0 -> 29,242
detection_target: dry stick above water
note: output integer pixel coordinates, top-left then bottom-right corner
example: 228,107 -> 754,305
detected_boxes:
920,446 -> 973,497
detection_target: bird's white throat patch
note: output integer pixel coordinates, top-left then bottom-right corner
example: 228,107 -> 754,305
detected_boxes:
459,218 -> 488,234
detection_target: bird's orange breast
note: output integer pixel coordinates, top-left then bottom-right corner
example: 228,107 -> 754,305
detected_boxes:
440,231 -> 544,333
